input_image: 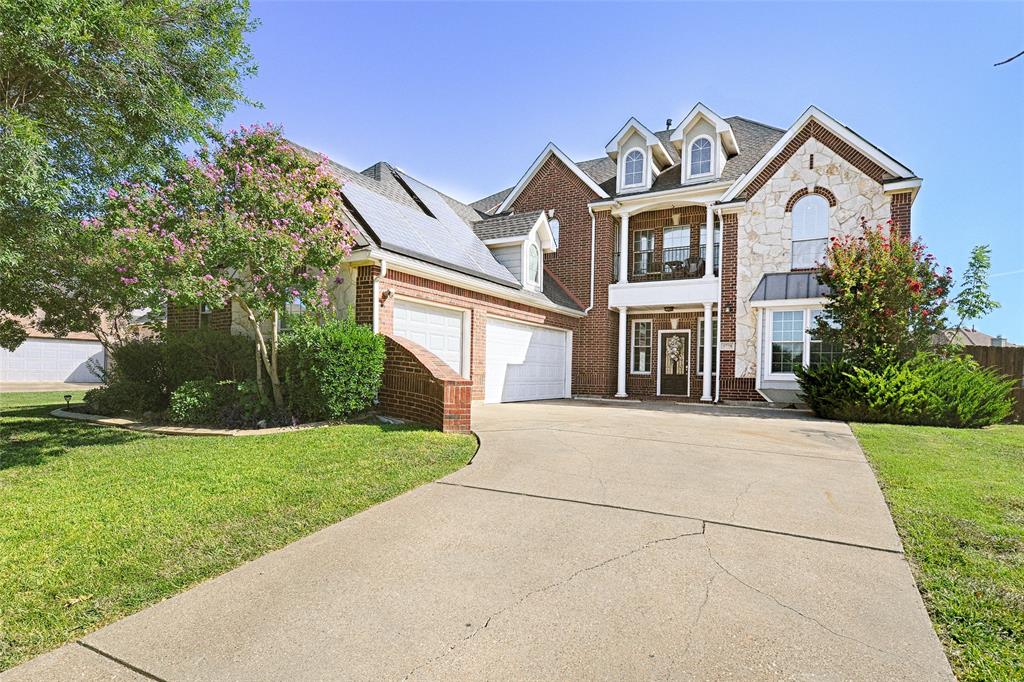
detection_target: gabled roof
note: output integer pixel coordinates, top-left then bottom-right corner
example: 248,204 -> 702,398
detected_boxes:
670,103 -> 740,155
495,143 -> 610,213
472,210 -> 545,242
605,117 -> 672,165
722,106 -> 915,202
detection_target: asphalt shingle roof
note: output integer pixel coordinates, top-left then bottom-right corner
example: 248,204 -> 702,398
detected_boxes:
472,211 -> 543,241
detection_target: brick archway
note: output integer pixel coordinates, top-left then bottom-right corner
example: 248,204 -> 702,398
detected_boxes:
785,186 -> 838,212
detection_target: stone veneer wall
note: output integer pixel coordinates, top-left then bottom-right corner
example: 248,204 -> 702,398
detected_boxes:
733,137 -> 894,379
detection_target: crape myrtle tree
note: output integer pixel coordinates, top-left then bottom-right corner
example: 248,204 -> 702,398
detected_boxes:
0,0 -> 256,350
812,218 -> 953,369
83,125 -> 357,406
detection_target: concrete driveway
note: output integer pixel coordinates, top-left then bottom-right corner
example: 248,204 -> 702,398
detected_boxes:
4,400 -> 953,681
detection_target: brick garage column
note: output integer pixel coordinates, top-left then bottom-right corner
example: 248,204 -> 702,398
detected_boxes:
378,334 -> 472,434
889,191 -> 913,240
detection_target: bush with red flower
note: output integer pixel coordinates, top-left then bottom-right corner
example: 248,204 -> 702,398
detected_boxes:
812,218 -> 953,369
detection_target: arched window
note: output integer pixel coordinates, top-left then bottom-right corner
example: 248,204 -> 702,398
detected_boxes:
690,137 -> 712,176
528,243 -> 540,285
791,194 -> 830,269
549,217 -> 560,247
623,149 -> 644,186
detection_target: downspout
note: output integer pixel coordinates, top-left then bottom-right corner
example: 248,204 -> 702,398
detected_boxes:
585,207 -> 596,313
372,259 -> 388,333
714,208 -> 724,403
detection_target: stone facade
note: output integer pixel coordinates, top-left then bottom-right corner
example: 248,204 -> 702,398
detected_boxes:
733,136 -> 894,379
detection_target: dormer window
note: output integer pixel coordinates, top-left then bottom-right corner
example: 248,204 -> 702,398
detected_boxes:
623,149 -> 645,186
528,243 -> 540,286
690,137 -> 712,176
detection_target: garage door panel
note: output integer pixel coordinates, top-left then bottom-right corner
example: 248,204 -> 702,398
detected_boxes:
485,319 -> 569,403
393,300 -> 465,375
0,338 -> 104,383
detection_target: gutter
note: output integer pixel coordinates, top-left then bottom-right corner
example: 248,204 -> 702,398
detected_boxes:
585,206 -> 596,313
372,259 -> 388,333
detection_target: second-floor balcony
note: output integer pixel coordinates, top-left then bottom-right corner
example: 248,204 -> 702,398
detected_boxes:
614,245 -> 720,282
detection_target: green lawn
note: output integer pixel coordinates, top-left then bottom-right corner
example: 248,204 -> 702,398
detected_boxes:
0,391 -> 476,671
853,422 -> 1024,681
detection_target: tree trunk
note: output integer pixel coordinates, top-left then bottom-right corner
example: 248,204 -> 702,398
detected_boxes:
268,310 -> 284,407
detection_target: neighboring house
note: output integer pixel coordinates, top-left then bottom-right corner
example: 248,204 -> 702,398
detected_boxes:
0,318 -> 105,383
934,328 -> 1018,347
169,103 -> 920,412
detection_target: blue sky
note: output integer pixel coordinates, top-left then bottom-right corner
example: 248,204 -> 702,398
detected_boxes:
228,1 -> 1024,341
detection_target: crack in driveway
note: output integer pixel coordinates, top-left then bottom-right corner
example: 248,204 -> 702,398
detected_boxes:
402,525 -> 706,680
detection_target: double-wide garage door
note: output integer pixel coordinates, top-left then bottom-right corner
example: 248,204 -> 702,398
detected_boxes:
0,338 -> 105,383
391,299 -> 570,404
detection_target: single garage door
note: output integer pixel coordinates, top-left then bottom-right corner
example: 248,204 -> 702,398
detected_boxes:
392,299 -> 465,375
0,338 -> 105,383
485,318 -> 569,403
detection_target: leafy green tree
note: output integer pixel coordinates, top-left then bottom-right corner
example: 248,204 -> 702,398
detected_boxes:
952,245 -> 1000,339
0,0 -> 257,350
84,125 -> 356,406
813,219 -> 953,369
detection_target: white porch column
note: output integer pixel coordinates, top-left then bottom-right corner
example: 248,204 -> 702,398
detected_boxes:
701,302 -> 714,401
617,213 -> 630,284
702,204 -> 715,280
616,306 -> 628,397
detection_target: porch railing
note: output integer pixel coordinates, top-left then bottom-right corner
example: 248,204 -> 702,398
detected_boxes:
630,245 -> 719,281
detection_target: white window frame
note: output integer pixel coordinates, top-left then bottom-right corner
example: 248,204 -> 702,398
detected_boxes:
687,135 -> 714,180
527,242 -> 541,286
696,318 -> 718,376
199,303 -> 213,329
762,307 -> 832,380
630,319 -> 652,375
622,148 -> 646,188
791,194 -> 830,269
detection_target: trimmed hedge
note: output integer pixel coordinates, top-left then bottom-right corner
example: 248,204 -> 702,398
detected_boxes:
280,315 -> 385,421
797,353 -> 1015,428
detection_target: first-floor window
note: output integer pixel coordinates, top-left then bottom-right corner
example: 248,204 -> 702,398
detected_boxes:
631,320 -> 652,373
697,319 -> 718,375
279,296 -> 306,331
770,310 -> 805,374
199,303 -> 213,329
768,308 -> 841,375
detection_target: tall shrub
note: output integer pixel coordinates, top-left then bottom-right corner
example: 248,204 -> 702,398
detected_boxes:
814,219 -> 953,369
280,316 -> 385,421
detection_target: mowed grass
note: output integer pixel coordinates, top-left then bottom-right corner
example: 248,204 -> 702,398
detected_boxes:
0,391 -> 476,671
853,422 -> 1024,681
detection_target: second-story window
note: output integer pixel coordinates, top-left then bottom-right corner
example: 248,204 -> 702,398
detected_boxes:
690,137 -> 712,177
527,243 -> 540,286
623,149 -> 644,186
663,226 -> 690,273
633,229 -> 655,275
791,194 -> 829,269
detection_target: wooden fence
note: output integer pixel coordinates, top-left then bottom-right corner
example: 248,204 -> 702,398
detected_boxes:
961,345 -> 1024,423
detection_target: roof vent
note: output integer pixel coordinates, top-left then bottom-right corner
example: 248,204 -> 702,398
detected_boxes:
666,118 -> 673,130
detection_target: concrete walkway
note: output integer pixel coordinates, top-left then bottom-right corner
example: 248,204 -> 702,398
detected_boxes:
3,400 -> 953,681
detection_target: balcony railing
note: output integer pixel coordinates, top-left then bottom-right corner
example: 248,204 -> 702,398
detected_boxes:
630,246 -> 719,281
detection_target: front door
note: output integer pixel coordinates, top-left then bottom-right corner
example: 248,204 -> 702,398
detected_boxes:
659,331 -> 690,396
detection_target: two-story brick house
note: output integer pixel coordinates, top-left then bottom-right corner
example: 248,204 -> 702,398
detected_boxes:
170,103 -> 919,417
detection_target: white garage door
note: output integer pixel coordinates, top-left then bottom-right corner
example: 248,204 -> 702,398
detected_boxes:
0,338 -> 105,383
485,318 -> 570,403
392,299 -> 465,375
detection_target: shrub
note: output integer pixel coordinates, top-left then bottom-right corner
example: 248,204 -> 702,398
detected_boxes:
280,315 -> 385,421
216,380 -> 291,428
107,338 -> 168,393
84,379 -> 165,417
163,329 -> 255,390
168,379 -> 237,425
798,353 -> 1015,428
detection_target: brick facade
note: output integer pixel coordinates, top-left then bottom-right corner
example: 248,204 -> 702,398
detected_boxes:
624,310 -> 716,399
889,191 -> 913,241
166,303 -> 231,334
379,334 -> 472,434
717,211 -> 762,401
507,155 -> 617,395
